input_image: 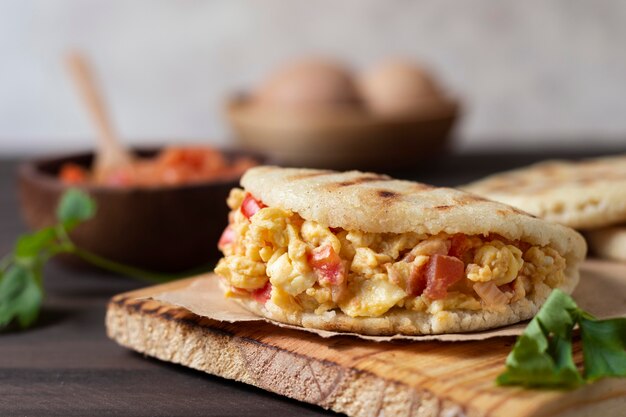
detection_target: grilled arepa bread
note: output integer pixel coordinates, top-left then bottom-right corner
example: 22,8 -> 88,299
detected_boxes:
462,155 -> 626,231
215,166 -> 586,335
586,226 -> 626,262
463,155 -> 626,263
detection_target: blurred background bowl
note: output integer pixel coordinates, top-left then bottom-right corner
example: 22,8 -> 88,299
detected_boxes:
18,148 -> 262,272
227,94 -> 459,170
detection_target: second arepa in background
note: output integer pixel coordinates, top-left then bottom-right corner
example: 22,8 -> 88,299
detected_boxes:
463,154 -> 626,261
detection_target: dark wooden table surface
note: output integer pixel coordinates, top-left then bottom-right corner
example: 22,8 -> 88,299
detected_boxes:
0,149 -> 622,417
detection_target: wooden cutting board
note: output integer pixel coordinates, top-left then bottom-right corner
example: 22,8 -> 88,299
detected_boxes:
106,261 -> 626,417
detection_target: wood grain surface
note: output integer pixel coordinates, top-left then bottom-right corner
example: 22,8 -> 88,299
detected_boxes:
106,263 -> 626,417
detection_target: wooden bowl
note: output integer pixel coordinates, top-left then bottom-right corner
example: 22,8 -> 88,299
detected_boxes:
18,149 -> 260,272
226,94 -> 460,170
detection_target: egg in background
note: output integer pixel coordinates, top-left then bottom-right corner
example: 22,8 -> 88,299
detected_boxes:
227,56 -> 459,170
358,59 -> 444,116
253,58 -> 362,111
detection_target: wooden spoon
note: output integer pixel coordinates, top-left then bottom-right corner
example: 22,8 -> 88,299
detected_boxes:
66,52 -> 134,182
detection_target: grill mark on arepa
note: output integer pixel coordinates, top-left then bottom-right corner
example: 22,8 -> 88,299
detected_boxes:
453,192 -> 535,216
376,190 -> 400,199
434,205 -> 453,210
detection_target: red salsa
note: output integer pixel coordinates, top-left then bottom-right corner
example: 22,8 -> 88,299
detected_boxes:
59,146 -> 257,187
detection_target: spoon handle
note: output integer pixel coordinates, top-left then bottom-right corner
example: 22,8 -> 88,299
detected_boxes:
66,52 -> 132,176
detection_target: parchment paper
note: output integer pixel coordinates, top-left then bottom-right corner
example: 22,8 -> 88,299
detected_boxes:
149,260 -> 626,342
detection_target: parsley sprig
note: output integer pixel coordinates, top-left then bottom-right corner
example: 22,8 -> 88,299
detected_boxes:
0,189 -> 183,330
497,289 -> 626,388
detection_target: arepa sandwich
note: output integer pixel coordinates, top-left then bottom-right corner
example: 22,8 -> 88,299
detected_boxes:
215,166 -> 586,335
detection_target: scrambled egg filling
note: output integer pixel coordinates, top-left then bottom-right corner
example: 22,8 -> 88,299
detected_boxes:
215,189 -> 567,318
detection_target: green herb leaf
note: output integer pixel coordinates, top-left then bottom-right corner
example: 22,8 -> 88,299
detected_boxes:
580,316 -> 626,381
497,290 -> 584,388
0,264 -> 43,328
56,188 -> 96,228
1,188 -> 190,331
497,289 -> 626,389
15,227 -> 57,259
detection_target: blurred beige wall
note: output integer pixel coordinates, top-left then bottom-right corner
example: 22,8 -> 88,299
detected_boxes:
1,0 -> 625,155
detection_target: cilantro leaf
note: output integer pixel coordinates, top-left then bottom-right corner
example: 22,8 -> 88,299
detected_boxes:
0,189 -> 94,330
56,188 -> 96,228
498,289 -> 626,389
532,289 -> 579,336
497,290 -> 583,388
0,188 -> 192,331
0,264 -> 43,328
580,316 -> 626,381
15,227 -> 57,259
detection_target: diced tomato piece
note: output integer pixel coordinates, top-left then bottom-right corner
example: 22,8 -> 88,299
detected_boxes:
251,282 -> 272,304
307,245 -> 345,286
241,193 -> 266,219
59,163 -> 88,184
423,254 -> 465,300
448,233 -> 472,258
218,225 -> 235,250
407,262 -> 428,296
516,241 -> 532,253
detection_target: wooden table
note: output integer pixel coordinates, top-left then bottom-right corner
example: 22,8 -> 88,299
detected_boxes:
0,149 -> 623,416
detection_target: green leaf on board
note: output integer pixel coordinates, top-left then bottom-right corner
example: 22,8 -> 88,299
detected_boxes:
580,316 -> 626,381
497,289 -> 625,388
